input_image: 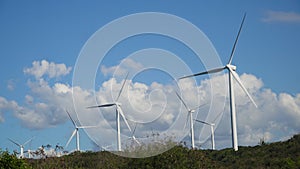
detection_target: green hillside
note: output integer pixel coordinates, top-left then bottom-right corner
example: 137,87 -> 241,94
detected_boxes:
2,134 -> 299,169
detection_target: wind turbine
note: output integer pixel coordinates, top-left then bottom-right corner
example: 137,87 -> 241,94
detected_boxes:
65,110 -> 98,151
87,73 -> 132,151
175,91 -> 206,149
8,137 -> 34,158
194,108 -> 225,150
194,120 -> 215,150
179,13 -> 257,151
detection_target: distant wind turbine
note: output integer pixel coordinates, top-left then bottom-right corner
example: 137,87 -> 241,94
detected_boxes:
195,109 -> 225,150
180,13 -> 257,151
175,91 -> 206,149
195,120 -> 215,150
8,137 -> 34,158
65,110 -> 98,151
87,73 -> 132,151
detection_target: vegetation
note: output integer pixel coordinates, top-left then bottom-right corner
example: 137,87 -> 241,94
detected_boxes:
0,149 -> 31,169
2,134 -> 299,169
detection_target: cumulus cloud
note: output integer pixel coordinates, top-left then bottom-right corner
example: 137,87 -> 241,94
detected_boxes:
0,96 -> 27,124
101,58 -> 144,77
24,60 -> 72,79
0,59 -> 299,151
218,73 -> 300,147
262,10 -> 300,23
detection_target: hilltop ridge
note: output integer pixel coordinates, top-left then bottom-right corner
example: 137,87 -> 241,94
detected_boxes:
24,134 -> 300,169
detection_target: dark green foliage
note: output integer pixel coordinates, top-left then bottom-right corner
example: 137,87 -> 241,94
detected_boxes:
23,134 -> 300,169
0,149 -> 31,169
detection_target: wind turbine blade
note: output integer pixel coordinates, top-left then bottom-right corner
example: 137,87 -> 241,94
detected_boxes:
212,111 -> 223,123
86,103 -> 115,108
212,106 -> 226,123
66,129 -> 77,148
132,136 -> 141,145
78,125 -> 99,129
117,106 -> 132,132
191,103 -> 207,111
129,123 -> 140,145
23,137 -> 34,146
183,113 -> 190,130
175,91 -> 189,112
66,110 -> 77,127
179,67 -> 225,80
228,67 -> 257,108
228,13 -> 247,65
194,119 -> 212,126
132,123 -> 137,136
8,138 -> 21,147
116,72 -> 129,102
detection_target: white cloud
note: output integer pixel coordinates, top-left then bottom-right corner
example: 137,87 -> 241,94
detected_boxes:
24,60 -> 72,79
0,96 -> 21,123
1,59 -> 300,151
262,10 -> 300,23
25,95 -> 34,105
229,73 -> 300,147
100,58 -> 144,77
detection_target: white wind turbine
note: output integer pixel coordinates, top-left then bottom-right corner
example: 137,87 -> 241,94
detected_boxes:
194,120 -> 216,150
180,13 -> 257,151
175,91 -> 206,149
8,137 -> 34,158
87,73 -> 132,151
65,110 -> 98,151
194,109 -> 225,150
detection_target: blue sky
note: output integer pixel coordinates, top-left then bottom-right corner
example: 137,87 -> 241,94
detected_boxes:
0,1 -> 300,156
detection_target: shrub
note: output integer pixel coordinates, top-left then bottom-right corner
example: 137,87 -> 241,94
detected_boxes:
0,149 -> 31,169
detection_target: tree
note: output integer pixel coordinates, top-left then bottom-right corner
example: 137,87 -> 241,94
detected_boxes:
0,149 -> 31,169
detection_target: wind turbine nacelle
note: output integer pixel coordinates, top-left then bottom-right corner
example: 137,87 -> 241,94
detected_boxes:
190,110 -> 195,113
226,64 -> 237,71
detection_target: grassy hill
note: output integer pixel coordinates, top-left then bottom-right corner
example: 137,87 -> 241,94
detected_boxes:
16,134 -> 300,168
